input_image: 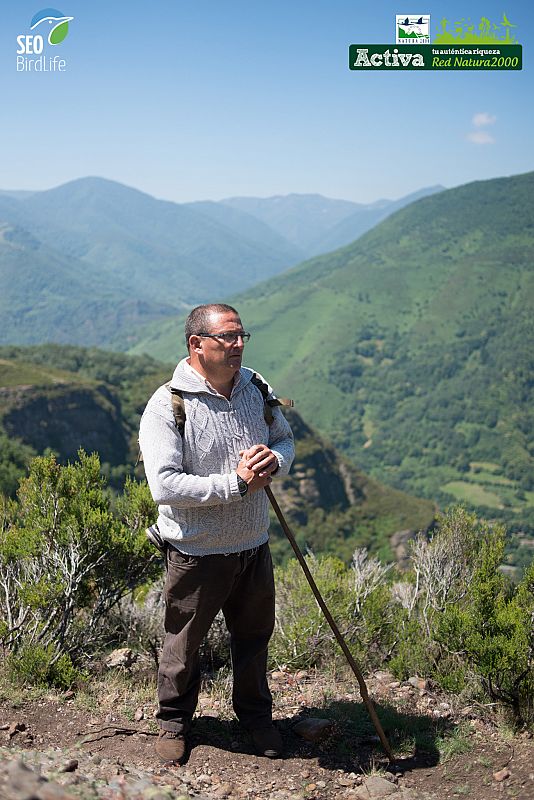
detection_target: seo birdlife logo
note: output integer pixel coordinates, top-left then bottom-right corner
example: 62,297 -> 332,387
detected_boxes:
16,8 -> 74,72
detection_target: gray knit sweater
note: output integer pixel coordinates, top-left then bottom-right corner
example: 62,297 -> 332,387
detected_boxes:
139,359 -> 295,555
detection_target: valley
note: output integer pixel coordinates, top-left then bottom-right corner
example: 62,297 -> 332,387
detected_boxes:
0,172 -> 532,564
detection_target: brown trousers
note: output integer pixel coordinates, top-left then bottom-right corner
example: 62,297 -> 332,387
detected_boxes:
157,541 -> 275,733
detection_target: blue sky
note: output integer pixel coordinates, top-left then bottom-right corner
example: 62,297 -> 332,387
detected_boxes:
1,0 -> 532,204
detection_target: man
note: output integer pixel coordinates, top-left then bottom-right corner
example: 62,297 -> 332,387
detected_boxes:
139,303 -> 294,764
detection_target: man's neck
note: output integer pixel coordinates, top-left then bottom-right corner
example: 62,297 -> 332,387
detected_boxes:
210,378 -> 234,399
186,359 -> 236,399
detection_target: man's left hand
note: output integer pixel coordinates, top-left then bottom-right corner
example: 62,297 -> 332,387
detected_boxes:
239,445 -> 279,478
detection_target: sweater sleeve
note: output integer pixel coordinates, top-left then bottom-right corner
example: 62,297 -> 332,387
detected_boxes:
139,406 -> 241,508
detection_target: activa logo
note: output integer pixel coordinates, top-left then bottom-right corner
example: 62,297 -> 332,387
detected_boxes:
16,8 -> 74,72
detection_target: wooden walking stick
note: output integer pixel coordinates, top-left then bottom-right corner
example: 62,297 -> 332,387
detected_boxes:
265,485 -> 394,762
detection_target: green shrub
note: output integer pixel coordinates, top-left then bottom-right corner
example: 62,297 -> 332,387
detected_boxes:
388,616 -> 438,680
433,661 -> 469,695
388,508 -> 533,724
7,644 -> 79,689
271,550 -> 394,671
272,554 -> 352,669
351,582 -> 397,669
437,534 -> 534,725
7,644 -> 55,687
0,452 -> 159,683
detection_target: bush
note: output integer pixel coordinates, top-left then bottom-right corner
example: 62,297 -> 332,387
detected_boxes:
272,554 -> 352,669
0,451 -> 159,681
269,507 -> 533,725
437,536 -> 534,724
271,550 -> 394,671
7,644 -> 79,689
386,508 -> 534,724
0,431 -> 36,497
388,616 -> 438,680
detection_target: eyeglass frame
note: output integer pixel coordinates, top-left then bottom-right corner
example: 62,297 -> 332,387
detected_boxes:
196,331 -> 251,344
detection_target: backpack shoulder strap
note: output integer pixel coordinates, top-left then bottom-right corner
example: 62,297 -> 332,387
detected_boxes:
165,383 -> 186,434
137,382 -> 186,465
250,373 -> 294,425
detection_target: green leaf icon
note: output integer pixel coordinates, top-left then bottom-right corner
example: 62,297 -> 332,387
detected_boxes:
50,21 -> 69,45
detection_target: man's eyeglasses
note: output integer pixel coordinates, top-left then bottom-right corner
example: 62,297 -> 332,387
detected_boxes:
198,331 -> 251,344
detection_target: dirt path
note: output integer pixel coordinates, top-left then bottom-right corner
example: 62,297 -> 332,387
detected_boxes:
1,670 -> 533,799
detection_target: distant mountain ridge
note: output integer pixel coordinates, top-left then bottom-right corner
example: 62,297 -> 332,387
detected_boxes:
221,187 -> 444,255
4,176 -> 302,305
309,186 -> 444,255
0,177 -> 442,346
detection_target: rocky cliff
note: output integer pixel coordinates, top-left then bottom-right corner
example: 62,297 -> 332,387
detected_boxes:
0,378 -> 128,467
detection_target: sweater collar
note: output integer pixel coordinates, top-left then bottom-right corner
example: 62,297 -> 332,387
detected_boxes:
169,358 -> 253,396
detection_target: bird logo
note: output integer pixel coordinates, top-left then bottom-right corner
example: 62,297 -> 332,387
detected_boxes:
30,8 -> 73,45
396,14 -> 430,43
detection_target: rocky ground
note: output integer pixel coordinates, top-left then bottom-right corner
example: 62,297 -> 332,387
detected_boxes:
1,668 -> 533,800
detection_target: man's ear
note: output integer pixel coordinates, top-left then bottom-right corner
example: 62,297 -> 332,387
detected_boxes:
189,335 -> 202,353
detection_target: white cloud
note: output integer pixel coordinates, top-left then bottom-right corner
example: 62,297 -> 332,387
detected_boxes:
467,112 -> 497,144
472,112 -> 497,127
467,130 -> 495,145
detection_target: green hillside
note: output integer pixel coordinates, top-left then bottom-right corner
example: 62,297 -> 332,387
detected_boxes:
0,345 -> 435,564
270,408 -> 435,564
131,172 -> 534,548
0,222 -> 176,347
0,357 -> 79,388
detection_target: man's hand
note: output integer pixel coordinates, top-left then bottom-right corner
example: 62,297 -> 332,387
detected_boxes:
236,445 -> 279,493
240,445 -> 279,476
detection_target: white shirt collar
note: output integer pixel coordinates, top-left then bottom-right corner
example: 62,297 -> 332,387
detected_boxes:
184,359 -> 241,395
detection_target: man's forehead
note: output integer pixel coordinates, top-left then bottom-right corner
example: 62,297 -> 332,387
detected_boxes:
207,311 -> 242,329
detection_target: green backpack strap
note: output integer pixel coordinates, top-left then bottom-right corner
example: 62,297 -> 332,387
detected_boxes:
250,373 -> 294,425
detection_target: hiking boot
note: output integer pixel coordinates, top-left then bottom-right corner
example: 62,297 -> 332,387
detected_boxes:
155,731 -> 188,764
250,725 -> 283,758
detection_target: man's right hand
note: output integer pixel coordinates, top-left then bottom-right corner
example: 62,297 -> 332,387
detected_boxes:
236,457 -> 273,494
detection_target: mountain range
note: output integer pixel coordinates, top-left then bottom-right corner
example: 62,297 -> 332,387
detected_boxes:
0,178 -> 441,347
131,171 -> 534,546
221,186 -> 443,256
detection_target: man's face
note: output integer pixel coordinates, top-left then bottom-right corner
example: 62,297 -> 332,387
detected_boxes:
190,311 -> 246,380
